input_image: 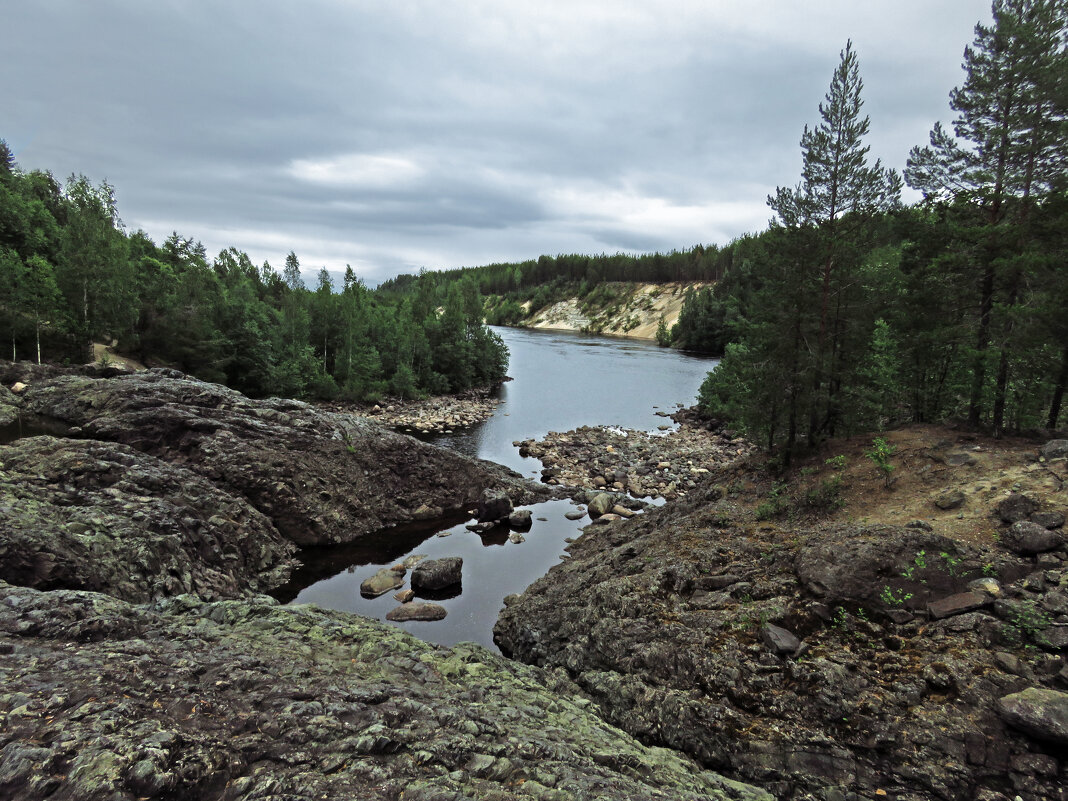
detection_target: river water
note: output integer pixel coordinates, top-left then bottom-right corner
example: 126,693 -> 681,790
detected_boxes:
273,327 -> 717,649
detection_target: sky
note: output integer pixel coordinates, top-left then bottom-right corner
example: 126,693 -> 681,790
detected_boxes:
4,1 -> 992,286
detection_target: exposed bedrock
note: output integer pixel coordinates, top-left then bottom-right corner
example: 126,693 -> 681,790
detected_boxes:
5,363 -> 548,547
0,582 -> 770,801
494,482 -> 1068,800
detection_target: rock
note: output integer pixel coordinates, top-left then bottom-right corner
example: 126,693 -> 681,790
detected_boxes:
1003,521 -> 1065,555
495,498 -> 1064,800
927,592 -> 989,619
996,688 -> 1068,746
508,532 -> 525,544
967,577 -> 1002,598
412,503 -> 443,521
393,589 -> 415,603
565,509 -> 587,521
386,602 -> 448,622
944,452 -> 977,466
996,493 -> 1039,524
10,366 -> 544,547
611,505 -> 637,518
761,624 -> 800,655
1040,440 -> 1068,460
466,521 -> 499,534
1029,511 -> 1065,529
0,584 -> 768,800
507,509 -> 532,529
934,489 -> 965,510
477,488 -> 513,522
411,557 -> 463,592
906,520 -> 933,531
0,437 -> 296,602
587,493 -> 615,518
359,567 -> 406,598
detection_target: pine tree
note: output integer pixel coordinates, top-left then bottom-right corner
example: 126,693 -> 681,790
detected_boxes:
906,0 -> 1068,433
763,40 -> 901,447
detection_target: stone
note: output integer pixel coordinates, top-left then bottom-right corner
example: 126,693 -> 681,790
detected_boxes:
393,589 -> 415,603
412,503 -> 442,521
927,592 -> 989,619
1040,440 -> 1068,460
996,688 -> 1068,745
386,602 -> 448,622
761,624 -> 800,655
565,509 -> 587,521
508,532 -> 525,544
967,577 -> 1002,598
1029,511 -> 1065,529
944,452 -> 977,466
508,509 -> 533,529
997,493 -> 1039,524
1003,521 -> 1065,556
11,381 -> 27,393
906,520 -> 933,531
611,505 -> 637,518
934,490 -> 965,510
360,567 -> 406,598
587,493 -> 614,518
411,557 -> 463,592
477,488 -> 513,522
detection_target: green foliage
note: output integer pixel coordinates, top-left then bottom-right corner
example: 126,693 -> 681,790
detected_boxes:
866,437 -> 897,487
655,316 -> 671,347
880,585 -> 913,606
1005,599 -> 1052,647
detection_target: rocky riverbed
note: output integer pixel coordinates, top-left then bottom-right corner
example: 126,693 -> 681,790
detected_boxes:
321,386 -> 503,435
495,435 -> 1068,800
516,410 -> 753,500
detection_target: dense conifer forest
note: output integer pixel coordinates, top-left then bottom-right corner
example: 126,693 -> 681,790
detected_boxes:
0,150 -> 507,401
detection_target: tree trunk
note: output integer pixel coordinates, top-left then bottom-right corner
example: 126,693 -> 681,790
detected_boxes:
1048,344 -> 1068,430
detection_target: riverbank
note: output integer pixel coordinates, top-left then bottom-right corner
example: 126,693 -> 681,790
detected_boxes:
489,281 -> 705,340
496,426 -> 1068,799
319,384 -> 503,435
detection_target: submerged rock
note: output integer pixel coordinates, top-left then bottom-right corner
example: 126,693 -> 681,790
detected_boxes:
385,601 -> 447,621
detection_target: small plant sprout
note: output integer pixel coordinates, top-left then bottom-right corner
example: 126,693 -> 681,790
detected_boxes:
866,437 -> 897,487
880,585 -> 913,606
939,551 -> 962,577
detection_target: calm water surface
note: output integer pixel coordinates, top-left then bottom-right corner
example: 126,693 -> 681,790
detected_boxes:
275,327 -> 717,650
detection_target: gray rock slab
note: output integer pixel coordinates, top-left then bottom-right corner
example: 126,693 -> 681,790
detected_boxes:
411,557 -> 463,591
996,687 -> 1068,745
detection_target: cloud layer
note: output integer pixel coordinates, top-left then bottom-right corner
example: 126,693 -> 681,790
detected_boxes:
4,1 -> 990,284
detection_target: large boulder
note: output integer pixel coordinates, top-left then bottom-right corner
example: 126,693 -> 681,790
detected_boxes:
411,557 -> 463,592
477,488 -> 513,522
1040,439 -> 1068,460
1003,521 -> 1065,555
996,493 -> 1038,524
996,688 -> 1068,746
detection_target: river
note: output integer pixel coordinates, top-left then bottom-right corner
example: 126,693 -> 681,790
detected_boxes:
273,327 -> 717,649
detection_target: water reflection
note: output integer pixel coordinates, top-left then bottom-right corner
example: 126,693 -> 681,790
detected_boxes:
271,499 -> 586,650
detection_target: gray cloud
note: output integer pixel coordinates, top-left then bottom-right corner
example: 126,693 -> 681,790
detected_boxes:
3,0 -> 991,284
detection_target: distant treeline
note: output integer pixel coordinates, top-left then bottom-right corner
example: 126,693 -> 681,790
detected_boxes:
0,145 -> 505,401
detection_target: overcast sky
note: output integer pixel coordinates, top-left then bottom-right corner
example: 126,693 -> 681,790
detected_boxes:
4,1 -> 991,286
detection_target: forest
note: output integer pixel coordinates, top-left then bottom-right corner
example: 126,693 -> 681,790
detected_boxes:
2,0 -> 1065,448
0,156 -> 507,402
408,1 -> 1068,449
